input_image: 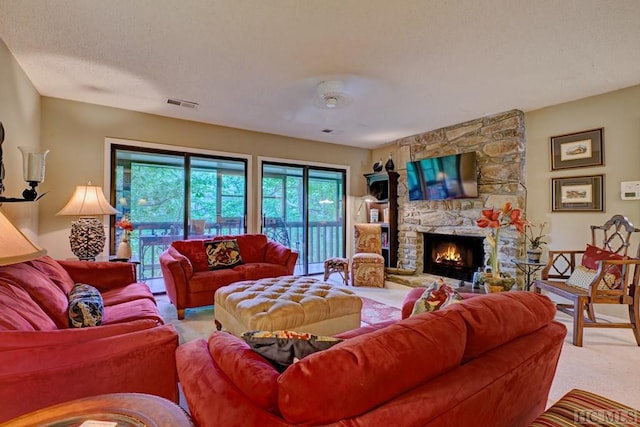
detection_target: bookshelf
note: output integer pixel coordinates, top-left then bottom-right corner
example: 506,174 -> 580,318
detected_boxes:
364,171 -> 398,268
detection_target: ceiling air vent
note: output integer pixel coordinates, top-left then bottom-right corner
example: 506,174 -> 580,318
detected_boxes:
167,98 -> 199,109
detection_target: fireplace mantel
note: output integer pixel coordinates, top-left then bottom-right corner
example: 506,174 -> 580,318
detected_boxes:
392,109 -> 525,277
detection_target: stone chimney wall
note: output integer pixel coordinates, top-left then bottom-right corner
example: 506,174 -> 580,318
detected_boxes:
393,109 -> 526,276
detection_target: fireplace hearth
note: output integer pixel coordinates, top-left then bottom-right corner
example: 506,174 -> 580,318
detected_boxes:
423,233 -> 484,282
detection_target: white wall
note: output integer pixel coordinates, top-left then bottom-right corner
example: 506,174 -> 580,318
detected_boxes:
0,38 -> 42,242
525,85 -> 640,253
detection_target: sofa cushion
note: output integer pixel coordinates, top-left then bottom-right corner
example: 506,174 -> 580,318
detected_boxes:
209,331 -> 280,414
0,260 -> 70,328
188,269 -> 245,294
68,283 -> 104,328
264,240 -> 292,265
102,298 -> 164,325
27,256 -> 76,294
241,330 -> 342,371
205,239 -> 243,270
0,282 -> 58,331
277,309 -> 466,424
446,292 -> 557,362
231,263 -> 289,281
216,234 -> 268,264
171,240 -> 209,272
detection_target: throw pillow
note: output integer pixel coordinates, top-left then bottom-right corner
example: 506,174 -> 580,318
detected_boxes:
581,244 -> 624,272
241,330 -> 343,371
411,278 -> 463,316
566,265 -> 617,290
68,283 -> 104,328
204,239 -> 243,270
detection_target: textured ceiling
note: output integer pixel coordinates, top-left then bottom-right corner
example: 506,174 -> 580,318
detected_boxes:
1,0 -> 639,149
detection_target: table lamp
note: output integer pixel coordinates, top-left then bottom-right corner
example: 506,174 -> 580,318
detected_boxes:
0,210 -> 47,266
56,184 -> 120,260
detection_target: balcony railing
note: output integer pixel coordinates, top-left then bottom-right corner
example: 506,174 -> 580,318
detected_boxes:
118,219 -> 344,281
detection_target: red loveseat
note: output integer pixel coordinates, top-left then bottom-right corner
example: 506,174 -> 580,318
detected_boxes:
176,292 -> 567,427
160,234 -> 298,319
0,256 -> 179,422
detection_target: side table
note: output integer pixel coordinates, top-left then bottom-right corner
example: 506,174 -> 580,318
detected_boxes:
0,393 -> 193,427
512,258 -> 546,291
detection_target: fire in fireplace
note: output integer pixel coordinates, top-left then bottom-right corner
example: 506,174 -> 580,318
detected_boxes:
423,233 -> 484,282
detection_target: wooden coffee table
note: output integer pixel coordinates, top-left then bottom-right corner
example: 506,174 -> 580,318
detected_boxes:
0,393 -> 193,427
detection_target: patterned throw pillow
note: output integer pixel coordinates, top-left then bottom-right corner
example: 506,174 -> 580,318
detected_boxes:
204,239 -> 243,270
581,244 -> 624,273
566,265 -> 617,290
242,330 -> 343,371
68,283 -> 104,328
411,278 -> 463,316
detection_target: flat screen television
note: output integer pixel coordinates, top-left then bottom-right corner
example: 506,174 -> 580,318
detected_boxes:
406,152 -> 478,201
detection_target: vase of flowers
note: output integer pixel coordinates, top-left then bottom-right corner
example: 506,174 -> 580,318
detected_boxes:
525,222 -> 548,262
476,202 -> 525,292
115,216 -> 134,260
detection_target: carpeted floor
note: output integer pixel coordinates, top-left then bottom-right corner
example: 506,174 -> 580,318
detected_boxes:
156,279 -> 640,412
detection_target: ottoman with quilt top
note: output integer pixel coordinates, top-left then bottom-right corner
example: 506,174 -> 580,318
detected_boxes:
214,276 -> 362,336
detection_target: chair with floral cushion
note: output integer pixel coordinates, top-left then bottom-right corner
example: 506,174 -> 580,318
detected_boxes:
533,214 -> 640,347
351,223 -> 385,287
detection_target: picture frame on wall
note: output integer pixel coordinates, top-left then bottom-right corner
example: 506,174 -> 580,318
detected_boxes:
550,128 -> 604,171
551,174 -> 604,212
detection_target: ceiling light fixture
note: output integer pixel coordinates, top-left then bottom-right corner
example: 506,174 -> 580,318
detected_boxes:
315,80 -> 350,109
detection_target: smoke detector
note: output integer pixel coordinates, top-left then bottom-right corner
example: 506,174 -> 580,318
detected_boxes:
314,80 -> 351,109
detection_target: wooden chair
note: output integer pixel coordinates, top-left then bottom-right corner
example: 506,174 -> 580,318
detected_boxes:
533,215 -> 640,346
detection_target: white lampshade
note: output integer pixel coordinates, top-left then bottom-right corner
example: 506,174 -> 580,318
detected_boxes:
56,185 -> 120,216
0,211 -> 47,266
56,184 -> 119,261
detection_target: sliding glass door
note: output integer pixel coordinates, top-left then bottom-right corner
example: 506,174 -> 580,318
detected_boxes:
111,146 -> 247,291
261,162 -> 346,275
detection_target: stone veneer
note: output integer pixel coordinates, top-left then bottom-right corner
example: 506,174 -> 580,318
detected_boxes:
392,109 -> 526,280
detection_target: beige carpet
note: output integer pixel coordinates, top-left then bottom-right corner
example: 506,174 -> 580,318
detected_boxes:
156,282 -> 640,411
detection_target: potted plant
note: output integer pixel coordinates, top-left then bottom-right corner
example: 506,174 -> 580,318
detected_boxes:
525,222 -> 548,262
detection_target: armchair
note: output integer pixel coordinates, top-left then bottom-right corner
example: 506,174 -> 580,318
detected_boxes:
533,214 -> 640,347
351,223 -> 385,287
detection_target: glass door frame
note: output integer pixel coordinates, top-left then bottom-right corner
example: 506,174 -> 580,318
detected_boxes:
258,156 -> 349,276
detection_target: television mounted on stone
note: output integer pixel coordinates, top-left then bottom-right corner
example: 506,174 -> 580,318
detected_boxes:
407,152 -> 478,201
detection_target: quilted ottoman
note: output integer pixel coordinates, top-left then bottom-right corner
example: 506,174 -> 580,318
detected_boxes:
214,276 -> 362,336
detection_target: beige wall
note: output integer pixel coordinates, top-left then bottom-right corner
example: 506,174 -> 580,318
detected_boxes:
0,39 -> 41,241
39,97 -> 372,258
525,85 -> 640,254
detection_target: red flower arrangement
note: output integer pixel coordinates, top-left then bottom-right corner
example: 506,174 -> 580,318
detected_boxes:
116,216 -> 134,240
476,202 -> 525,276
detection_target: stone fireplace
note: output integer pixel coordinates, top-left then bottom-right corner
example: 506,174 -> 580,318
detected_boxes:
391,109 -> 526,282
423,233 -> 484,282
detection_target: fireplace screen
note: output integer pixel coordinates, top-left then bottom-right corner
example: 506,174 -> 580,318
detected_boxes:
423,233 -> 484,282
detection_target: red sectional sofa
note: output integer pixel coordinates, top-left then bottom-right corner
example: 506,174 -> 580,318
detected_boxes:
160,234 -> 298,319
0,256 -> 179,422
176,292 -> 567,427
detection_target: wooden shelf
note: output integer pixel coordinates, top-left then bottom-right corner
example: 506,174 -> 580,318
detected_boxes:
364,171 -> 398,268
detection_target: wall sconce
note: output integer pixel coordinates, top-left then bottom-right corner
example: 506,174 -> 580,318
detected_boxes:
0,122 -> 49,203
356,195 -> 375,216
56,184 -> 120,261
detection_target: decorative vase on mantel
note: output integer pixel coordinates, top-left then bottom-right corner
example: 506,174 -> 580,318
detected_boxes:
116,234 -> 132,260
